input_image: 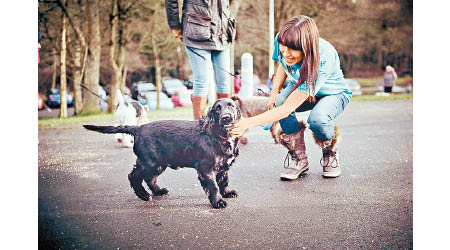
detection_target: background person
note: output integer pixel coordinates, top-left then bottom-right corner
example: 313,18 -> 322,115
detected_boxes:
231,15 -> 352,180
165,0 -> 236,120
383,65 -> 397,93
234,69 -> 241,94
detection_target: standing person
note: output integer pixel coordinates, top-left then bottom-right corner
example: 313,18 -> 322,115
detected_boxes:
383,65 -> 397,93
234,70 -> 241,94
231,15 -> 352,180
165,0 -> 236,120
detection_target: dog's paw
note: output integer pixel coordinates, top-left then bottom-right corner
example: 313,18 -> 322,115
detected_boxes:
154,188 -> 169,196
211,199 -> 227,209
223,190 -> 238,198
135,190 -> 151,201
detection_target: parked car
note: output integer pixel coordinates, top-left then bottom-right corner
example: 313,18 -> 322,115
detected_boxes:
136,82 -> 156,93
131,82 -> 156,100
171,89 -> 193,107
183,75 -> 194,89
344,79 -> 362,96
162,77 -> 187,97
46,88 -> 74,107
38,93 -> 44,110
138,90 -> 174,110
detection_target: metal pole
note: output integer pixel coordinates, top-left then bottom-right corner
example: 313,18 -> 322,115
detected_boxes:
269,0 -> 274,77
240,53 -> 253,97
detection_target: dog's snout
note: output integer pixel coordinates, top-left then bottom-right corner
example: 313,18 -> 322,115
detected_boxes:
220,113 -> 233,123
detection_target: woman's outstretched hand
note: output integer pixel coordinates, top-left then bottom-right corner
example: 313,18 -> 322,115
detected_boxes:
231,118 -> 251,137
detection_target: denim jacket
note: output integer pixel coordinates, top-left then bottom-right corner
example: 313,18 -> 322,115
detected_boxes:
165,0 -> 236,51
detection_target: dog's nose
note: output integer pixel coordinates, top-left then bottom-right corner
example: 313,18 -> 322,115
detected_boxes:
221,113 -> 233,123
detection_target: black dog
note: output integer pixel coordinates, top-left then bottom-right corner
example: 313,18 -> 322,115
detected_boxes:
83,98 -> 241,208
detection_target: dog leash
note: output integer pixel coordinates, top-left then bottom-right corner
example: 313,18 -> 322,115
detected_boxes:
184,44 -> 241,80
80,83 -> 109,103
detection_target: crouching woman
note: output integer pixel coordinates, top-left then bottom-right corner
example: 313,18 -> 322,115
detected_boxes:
231,15 -> 352,180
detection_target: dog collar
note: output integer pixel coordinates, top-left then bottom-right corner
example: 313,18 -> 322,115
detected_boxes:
217,134 -> 228,141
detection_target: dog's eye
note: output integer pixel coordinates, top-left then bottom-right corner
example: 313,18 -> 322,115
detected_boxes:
216,105 -> 222,111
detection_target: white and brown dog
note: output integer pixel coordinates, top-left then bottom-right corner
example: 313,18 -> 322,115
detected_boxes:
114,89 -> 149,147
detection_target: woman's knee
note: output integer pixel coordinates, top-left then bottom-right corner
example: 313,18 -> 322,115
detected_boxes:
192,78 -> 209,96
307,113 -> 334,141
279,113 -> 301,134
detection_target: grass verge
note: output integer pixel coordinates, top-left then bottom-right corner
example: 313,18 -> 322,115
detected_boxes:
353,76 -> 413,87
351,93 -> 412,102
38,106 -> 193,127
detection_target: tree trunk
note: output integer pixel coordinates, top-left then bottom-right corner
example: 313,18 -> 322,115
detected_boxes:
83,0 -> 101,113
121,64 -> 128,91
108,0 -> 119,113
56,0 -> 89,116
151,36 -> 161,110
108,0 -> 128,113
52,48 -> 58,89
59,6 -> 68,119
72,43 -> 83,114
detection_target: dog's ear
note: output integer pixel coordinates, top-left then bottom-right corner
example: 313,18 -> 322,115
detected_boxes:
199,107 -> 214,134
235,103 -> 242,120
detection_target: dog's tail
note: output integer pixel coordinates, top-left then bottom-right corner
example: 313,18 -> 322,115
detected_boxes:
83,125 -> 137,136
116,89 -> 125,106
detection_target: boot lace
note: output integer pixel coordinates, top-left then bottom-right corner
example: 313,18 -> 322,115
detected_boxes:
284,151 -> 291,169
320,150 -> 338,168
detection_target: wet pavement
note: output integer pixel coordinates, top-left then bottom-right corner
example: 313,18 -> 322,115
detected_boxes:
38,99 -> 413,249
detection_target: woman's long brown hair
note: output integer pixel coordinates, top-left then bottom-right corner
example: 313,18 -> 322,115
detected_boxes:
278,15 -> 320,97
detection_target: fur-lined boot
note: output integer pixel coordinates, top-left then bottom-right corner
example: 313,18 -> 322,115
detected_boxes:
279,121 -> 309,180
270,121 -> 283,144
313,126 -> 341,178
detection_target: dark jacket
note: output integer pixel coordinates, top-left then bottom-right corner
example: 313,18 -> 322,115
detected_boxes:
165,0 -> 236,51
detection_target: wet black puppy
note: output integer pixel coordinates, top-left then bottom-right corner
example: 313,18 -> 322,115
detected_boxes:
83,98 -> 241,209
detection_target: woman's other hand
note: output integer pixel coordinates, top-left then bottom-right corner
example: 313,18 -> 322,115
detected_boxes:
266,90 -> 278,110
171,28 -> 182,39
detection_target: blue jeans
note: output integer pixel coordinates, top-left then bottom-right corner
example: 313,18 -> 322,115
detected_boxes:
185,46 -> 231,97
275,80 -> 350,141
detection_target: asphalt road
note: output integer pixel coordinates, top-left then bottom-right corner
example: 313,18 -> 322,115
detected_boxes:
38,99 -> 413,249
